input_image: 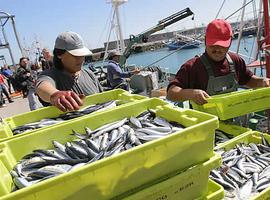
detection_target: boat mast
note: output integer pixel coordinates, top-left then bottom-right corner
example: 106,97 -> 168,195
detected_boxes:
263,0 -> 270,78
254,0 -> 262,61
0,11 -> 24,66
104,0 -> 127,60
236,0 -> 246,54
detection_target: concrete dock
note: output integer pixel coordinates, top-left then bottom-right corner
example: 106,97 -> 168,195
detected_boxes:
0,94 -> 42,119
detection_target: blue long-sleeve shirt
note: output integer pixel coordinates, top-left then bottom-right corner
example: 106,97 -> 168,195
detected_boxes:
106,60 -> 131,87
2,69 -> 13,78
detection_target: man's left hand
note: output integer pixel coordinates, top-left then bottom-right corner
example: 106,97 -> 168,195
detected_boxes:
261,78 -> 270,87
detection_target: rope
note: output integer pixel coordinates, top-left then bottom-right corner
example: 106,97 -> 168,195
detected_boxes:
225,0 -> 254,20
215,0 -> 226,19
97,7 -> 113,48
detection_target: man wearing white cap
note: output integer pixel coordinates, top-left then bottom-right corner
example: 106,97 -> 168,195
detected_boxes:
36,31 -> 102,112
167,19 -> 270,105
106,50 -> 140,90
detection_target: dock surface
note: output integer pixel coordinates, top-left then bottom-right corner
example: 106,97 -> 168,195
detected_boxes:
0,94 -> 42,119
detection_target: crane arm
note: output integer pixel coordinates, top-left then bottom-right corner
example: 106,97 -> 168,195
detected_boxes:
120,7 -> 194,66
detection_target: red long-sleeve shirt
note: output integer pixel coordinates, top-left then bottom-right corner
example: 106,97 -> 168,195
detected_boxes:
167,52 -> 253,91
0,74 -> 5,84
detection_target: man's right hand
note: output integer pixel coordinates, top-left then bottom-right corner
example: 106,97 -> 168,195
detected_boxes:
132,68 -> 140,75
50,91 -> 85,112
190,89 -> 210,105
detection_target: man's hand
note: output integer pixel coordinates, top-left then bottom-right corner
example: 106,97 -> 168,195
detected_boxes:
131,68 -> 140,75
50,91 -> 85,112
190,89 -> 210,105
246,76 -> 270,88
261,78 -> 270,87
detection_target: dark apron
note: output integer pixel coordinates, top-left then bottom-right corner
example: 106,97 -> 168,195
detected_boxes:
201,54 -> 249,125
200,54 -> 238,96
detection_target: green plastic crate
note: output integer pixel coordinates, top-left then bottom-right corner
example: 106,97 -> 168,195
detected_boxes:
0,89 -> 146,141
191,87 -> 270,120
0,98 -> 218,200
216,131 -> 270,200
215,121 -> 251,148
121,154 -> 222,200
197,179 -> 224,200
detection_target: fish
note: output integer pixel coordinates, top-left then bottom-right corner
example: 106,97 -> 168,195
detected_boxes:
214,129 -> 234,146
153,117 -> 172,127
211,134 -> 270,199
13,177 -> 36,189
12,101 -> 118,135
11,110 -> 185,191
91,118 -> 128,138
129,117 -> 142,128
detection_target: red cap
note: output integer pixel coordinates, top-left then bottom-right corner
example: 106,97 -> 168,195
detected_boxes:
205,19 -> 233,48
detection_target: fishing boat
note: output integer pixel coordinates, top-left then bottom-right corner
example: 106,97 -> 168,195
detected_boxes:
164,39 -> 201,50
233,25 -> 257,38
163,34 -> 202,50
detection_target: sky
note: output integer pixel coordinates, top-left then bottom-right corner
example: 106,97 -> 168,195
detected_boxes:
0,0 -> 259,65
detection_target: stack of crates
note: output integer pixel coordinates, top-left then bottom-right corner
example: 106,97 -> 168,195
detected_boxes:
0,97 -> 222,200
120,154 -> 222,200
191,87 -> 270,144
190,87 -> 270,199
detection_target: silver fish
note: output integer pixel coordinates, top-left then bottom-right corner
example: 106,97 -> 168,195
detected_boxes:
12,111 -> 186,191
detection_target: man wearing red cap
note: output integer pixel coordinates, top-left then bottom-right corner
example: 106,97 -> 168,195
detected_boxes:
167,19 -> 270,105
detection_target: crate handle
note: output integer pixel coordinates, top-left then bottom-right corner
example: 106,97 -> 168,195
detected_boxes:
0,143 -> 14,171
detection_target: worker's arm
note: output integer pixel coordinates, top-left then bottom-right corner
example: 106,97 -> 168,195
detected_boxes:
245,75 -> 270,88
36,81 -> 58,102
36,81 -> 84,112
108,63 -> 132,79
167,85 -> 210,105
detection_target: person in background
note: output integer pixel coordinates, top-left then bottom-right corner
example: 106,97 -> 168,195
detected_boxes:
106,50 -> 140,90
36,31 -> 103,112
0,73 -> 13,104
0,84 -> 5,108
31,63 -> 41,81
167,19 -> 270,105
16,57 -> 38,110
40,48 -> 54,71
2,64 -> 14,94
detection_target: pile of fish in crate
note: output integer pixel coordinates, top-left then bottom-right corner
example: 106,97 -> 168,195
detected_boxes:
214,122 -> 251,147
211,118 -> 270,199
0,97 -> 220,200
12,100 -> 116,135
191,87 -> 270,199
211,132 -> 270,199
12,110 -> 184,190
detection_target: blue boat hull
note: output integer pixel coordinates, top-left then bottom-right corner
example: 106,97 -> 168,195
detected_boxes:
165,41 -> 201,50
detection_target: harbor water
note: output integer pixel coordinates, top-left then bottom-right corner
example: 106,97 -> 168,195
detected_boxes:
127,36 -> 261,75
